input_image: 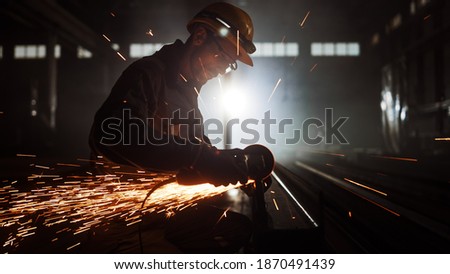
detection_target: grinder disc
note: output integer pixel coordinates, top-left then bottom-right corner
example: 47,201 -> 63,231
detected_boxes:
243,144 -> 275,180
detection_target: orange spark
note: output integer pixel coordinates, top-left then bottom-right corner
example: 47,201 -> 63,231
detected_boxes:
179,74 -> 188,82
216,207 -> 231,225
344,178 -> 387,196
272,198 -> 280,211
371,155 -> 418,162
34,165 -> 50,170
310,151 -> 345,157
334,182 -> 400,217
236,30 -> 240,56
198,57 -> 208,81
1,169 -> 242,251
194,87 -> 209,114
56,163 -> 81,167
66,242 -> 80,251
268,78 -> 282,103
116,51 -> 126,61
290,56 -> 298,66
16,154 -> 37,158
102,34 -> 111,42
300,11 -> 311,28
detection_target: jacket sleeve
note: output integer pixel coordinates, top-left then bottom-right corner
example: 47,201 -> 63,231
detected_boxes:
89,62 -> 202,172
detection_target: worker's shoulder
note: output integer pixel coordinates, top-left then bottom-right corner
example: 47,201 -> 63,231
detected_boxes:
127,55 -> 166,74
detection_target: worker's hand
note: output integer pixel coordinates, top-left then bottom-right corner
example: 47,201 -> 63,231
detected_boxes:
177,146 -> 248,186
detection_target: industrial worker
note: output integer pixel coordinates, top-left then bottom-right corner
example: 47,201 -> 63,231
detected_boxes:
87,2 -> 258,253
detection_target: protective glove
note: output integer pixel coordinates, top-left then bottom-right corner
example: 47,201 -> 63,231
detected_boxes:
177,145 -> 248,186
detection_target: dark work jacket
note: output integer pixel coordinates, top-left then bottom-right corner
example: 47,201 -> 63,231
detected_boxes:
89,40 -> 209,172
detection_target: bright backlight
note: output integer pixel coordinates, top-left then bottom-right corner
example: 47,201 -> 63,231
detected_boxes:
222,88 -> 246,116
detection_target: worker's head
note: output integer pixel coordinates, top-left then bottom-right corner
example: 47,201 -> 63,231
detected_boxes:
184,2 -> 256,84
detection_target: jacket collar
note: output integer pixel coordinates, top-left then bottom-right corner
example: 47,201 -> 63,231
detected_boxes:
154,40 -> 201,94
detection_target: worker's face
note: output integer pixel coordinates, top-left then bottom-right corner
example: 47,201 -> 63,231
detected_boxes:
191,36 -> 238,85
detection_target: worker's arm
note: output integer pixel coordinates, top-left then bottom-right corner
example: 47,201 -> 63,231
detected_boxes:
90,62 -> 202,171
90,63 -> 246,180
